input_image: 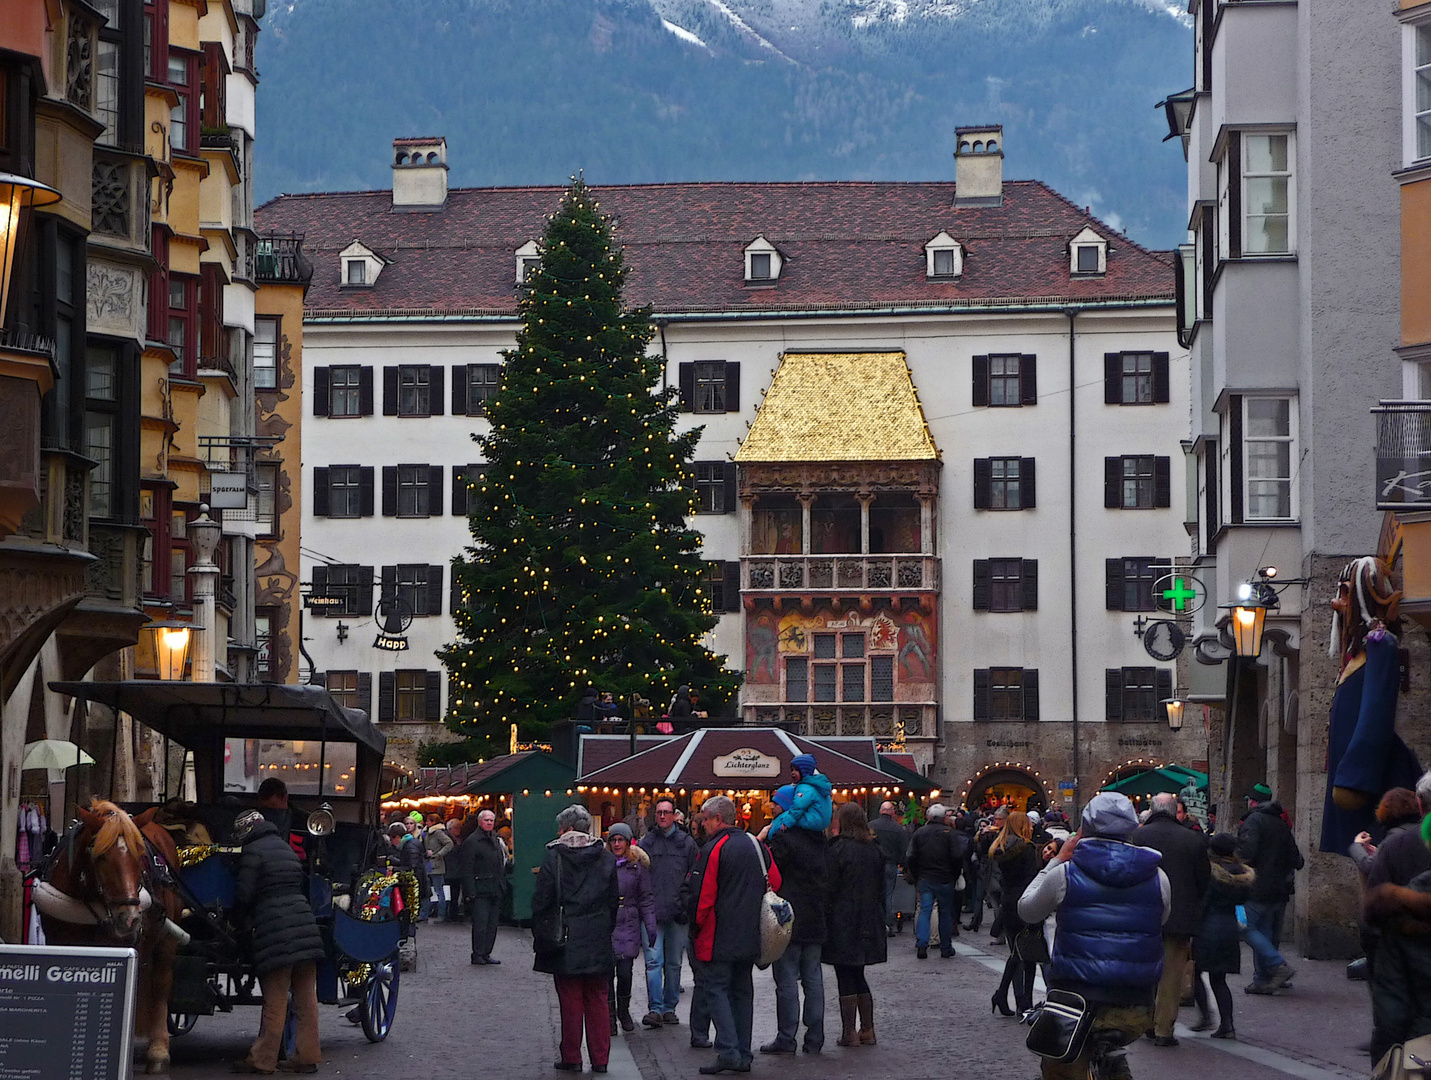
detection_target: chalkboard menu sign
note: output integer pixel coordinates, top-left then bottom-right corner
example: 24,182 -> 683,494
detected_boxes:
0,944 -> 136,1080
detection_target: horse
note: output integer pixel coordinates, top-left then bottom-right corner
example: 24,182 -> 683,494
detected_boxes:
37,799 -> 184,1075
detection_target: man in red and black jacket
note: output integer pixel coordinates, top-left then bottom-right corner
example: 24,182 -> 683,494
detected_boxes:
682,795 -> 781,1075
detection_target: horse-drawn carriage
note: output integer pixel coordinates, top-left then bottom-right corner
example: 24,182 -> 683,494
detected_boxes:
35,681 -> 409,1073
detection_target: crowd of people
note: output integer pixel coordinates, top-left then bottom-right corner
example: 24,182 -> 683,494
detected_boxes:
525,760 -> 1327,1080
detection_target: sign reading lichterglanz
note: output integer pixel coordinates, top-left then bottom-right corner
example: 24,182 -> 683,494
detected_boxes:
712,748 -> 782,778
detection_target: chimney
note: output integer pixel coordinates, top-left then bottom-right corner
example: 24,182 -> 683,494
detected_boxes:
391,136 -> 448,211
954,125 -> 1003,206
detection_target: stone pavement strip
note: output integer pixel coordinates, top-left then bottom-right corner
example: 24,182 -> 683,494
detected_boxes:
157,920 -> 1370,1080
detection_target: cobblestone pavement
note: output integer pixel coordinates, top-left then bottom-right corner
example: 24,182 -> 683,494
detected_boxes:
157,920 -> 1372,1080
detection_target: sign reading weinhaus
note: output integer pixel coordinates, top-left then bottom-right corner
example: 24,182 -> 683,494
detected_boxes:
0,944 -> 137,1080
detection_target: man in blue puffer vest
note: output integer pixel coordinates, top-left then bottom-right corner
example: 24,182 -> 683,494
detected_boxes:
1019,792 -> 1170,1080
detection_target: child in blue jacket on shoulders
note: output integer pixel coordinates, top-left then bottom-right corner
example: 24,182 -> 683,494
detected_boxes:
767,754 -> 833,836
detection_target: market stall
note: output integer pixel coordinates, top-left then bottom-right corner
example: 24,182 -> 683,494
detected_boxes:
382,751 -> 575,921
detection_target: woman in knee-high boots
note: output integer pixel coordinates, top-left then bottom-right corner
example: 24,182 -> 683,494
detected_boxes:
988,812 -> 1042,1016
606,824 -> 656,1036
824,802 -> 889,1046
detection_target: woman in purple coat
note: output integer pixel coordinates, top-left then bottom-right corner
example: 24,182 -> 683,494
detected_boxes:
607,823 -> 657,1034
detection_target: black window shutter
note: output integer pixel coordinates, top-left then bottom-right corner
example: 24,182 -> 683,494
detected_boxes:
1020,459 -> 1036,508
723,462 -> 738,513
381,467 -> 397,516
1104,458 -> 1121,508
973,458 -> 991,509
1106,558 -> 1125,611
359,468 -> 375,517
429,365 -> 444,416
972,355 -> 990,407
313,468 -> 330,516
1228,396 -> 1244,524
428,466 -> 444,516
425,565 -> 443,616
724,362 -> 740,412
1201,205 -> 1216,314
1154,457 -> 1172,508
450,571 -> 462,615
359,366 -> 374,416
973,669 -> 990,721
378,671 -> 395,722
1105,669 -> 1123,721
382,366 -> 398,415
1104,353 -> 1122,404
357,672 -> 372,718
452,467 -> 467,516
358,565 -> 375,614
452,365 -> 467,415
1022,669 -> 1040,721
1155,667 -> 1173,705
312,564 -> 328,599
425,671 -> 442,720
1228,135 -> 1242,259
723,562 -> 741,612
1020,355 -> 1038,405
1152,353 -> 1170,404
1205,443 -> 1220,535
972,560 -> 991,611
1021,559 -> 1039,611
380,565 -> 397,599
313,368 -> 329,416
678,363 -> 694,411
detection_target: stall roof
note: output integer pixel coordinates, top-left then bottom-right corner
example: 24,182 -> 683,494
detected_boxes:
50,680 -> 386,758
576,729 -> 908,790
877,754 -> 937,792
1102,764 -> 1208,798
394,752 -> 575,799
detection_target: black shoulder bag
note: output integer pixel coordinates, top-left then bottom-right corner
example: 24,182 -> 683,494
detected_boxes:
533,852 -> 568,954
1025,989 -> 1093,1063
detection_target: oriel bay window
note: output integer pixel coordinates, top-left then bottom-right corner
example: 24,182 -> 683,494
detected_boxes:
167,51 -> 198,154
253,317 -> 278,389
781,631 -> 893,705
1223,131 -> 1295,257
85,345 -> 121,519
168,275 -> 196,377
811,495 -> 860,554
1243,397 -> 1295,521
751,495 -> 802,554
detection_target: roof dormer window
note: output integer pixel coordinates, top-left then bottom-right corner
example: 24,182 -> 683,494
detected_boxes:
1069,227 -> 1107,276
515,240 -> 541,285
744,236 -> 782,284
925,231 -> 963,279
339,239 -> 385,288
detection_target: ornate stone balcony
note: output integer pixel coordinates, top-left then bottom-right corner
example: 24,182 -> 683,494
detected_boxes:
744,554 -> 939,593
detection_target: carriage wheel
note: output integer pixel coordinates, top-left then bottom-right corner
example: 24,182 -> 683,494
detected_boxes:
358,958 -> 399,1043
166,1013 -> 199,1037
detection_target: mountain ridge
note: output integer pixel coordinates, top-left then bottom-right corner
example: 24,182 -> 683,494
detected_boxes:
254,0 -> 1192,247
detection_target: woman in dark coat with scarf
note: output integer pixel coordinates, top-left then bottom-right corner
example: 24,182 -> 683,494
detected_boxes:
1191,832 -> 1255,1039
989,811 -> 1042,1016
824,801 -> 888,1047
533,805 -> 620,1073
605,823 -> 657,1035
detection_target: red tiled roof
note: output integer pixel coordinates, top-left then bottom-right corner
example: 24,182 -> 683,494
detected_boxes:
576,728 -> 901,790
254,181 -> 1173,318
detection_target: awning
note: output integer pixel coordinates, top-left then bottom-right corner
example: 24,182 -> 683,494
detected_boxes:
877,753 -> 937,793
1102,764 -> 1208,798
49,680 -> 386,758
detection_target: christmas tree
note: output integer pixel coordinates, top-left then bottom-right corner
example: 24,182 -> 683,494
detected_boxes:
441,178 -> 741,748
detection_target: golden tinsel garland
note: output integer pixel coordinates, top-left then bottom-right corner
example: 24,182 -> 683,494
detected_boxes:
176,844 -> 240,867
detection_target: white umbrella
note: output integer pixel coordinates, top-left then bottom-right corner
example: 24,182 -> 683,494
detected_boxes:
22,740 -> 95,771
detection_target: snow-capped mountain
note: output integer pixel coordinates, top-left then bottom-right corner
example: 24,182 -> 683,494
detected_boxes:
255,0 -> 1191,246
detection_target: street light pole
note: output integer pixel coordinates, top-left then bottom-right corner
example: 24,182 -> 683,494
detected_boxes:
187,505 -> 222,682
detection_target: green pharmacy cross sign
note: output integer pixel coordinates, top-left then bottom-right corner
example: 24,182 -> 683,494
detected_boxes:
1161,578 -> 1198,612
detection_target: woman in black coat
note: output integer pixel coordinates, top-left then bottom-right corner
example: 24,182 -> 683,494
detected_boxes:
824,802 -> 888,1047
1192,832 -> 1255,1039
988,811 -> 1042,1016
231,811 -> 324,1073
532,805 -> 619,1073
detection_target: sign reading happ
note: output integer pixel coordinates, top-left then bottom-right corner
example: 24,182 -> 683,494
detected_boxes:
712,748 -> 782,778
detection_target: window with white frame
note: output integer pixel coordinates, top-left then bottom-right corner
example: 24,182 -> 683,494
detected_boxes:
254,317 -> 278,389
925,232 -> 962,278
1243,397 -> 1295,520
1242,133 -> 1293,255
345,260 -> 366,285
1412,23 -> 1431,163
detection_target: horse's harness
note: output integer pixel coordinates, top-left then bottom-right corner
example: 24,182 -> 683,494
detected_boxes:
37,818 -> 169,931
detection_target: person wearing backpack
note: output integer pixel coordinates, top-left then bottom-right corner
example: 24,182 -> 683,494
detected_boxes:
685,795 -> 782,1075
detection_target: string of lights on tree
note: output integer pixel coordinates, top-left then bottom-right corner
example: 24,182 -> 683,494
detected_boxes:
439,178 -> 741,751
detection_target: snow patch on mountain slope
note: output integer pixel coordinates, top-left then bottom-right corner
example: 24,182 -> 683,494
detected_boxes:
661,17 -> 709,47
701,0 -> 798,62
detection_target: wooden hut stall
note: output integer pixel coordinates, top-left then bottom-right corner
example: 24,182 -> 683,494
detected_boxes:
575,728 -> 937,832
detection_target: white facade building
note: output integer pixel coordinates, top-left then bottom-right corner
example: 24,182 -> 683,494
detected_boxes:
258,131 -> 1202,800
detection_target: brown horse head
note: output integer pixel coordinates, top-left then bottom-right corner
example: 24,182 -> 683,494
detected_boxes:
75,799 -> 150,943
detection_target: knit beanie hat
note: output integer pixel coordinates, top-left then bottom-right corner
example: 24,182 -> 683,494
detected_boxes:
607,822 -> 633,842
1249,783 -> 1273,801
772,785 -> 796,812
791,754 -> 818,778
1209,832 -> 1237,857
